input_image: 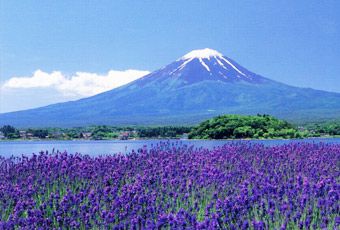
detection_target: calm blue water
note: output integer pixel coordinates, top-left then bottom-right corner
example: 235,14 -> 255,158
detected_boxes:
0,138 -> 339,158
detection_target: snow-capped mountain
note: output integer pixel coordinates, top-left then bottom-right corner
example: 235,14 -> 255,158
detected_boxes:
138,48 -> 268,85
1,49 -> 340,127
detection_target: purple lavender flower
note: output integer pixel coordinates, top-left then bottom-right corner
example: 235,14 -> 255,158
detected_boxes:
0,142 -> 338,228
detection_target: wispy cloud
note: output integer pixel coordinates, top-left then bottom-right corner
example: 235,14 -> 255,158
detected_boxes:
2,69 -> 150,97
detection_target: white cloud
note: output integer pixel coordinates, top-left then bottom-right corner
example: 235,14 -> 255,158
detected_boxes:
2,69 -> 150,98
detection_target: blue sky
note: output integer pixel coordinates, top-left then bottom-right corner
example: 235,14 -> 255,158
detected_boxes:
1,1 -> 340,112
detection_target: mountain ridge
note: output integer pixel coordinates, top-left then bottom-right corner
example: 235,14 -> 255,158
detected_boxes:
1,48 -> 340,127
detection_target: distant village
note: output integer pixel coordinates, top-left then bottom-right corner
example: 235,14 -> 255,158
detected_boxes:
0,130 -> 134,140
0,122 -> 338,141
0,125 -> 191,140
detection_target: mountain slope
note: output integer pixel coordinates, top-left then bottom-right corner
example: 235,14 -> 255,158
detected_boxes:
1,48 -> 340,127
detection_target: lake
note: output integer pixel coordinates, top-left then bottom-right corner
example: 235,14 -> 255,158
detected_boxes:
1,138 -> 340,158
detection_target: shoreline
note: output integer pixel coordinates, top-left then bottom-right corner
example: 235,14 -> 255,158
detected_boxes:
0,135 -> 339,143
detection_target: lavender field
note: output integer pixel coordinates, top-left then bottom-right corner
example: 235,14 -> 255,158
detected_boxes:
0,142 -> 339,229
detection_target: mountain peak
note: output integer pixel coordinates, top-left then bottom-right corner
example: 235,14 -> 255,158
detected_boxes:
171,48 -> 249,80
181,48 -> 222,60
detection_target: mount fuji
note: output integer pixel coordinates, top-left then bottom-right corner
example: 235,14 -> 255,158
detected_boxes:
1,48 -> 340,127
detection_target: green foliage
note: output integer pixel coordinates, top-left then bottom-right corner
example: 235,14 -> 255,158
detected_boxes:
64,130 -> 80,139
136,126 -> 191,138
0,125 -> 19,139
189,114 -> 300,139
6,132 -> 20,139
304,121 -> 340,136
2,118 -> 338,141
32,129 -> 49,139
91,126 -> 112,140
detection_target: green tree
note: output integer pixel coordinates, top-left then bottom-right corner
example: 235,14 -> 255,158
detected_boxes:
0,125 -> 18,138
233,126 -> 254,138
33,129 -> 49,138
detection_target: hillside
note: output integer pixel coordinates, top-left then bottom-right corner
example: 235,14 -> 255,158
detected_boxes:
1,48 -> 340,127
189,114 -> 300,139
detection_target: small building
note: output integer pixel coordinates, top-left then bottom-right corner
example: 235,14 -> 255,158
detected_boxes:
119,132 -> 130,140
297,126 -> 306,132
26,133 -> 34,139
181,133 -> 189,140
50,131 -> 63,139
0,131 -> 5,139
19,130 -> 27,139
81,132 -> 92,139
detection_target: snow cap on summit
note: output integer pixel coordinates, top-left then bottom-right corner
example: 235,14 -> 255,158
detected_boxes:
181,48 -> 222,60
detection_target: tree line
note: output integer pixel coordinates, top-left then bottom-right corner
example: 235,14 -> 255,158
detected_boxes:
1,115 -> 339,140
0,125 -> 192,140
